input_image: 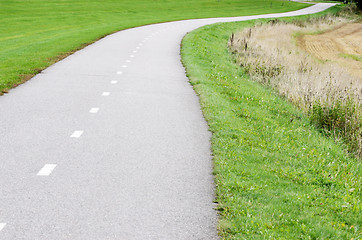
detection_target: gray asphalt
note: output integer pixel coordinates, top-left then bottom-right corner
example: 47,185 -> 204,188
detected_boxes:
0,3 -> 335,239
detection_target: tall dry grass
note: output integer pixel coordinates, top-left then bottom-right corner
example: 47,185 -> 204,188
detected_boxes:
229,16 -> 362,158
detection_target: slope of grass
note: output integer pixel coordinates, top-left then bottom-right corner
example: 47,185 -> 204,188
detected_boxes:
0,0 -> 307,94
229,16 -> 362,158
181,7 -> 361,239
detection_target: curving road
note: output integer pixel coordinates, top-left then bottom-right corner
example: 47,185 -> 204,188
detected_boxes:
0,3 -> 335,239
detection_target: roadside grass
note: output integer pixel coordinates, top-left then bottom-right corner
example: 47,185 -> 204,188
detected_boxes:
0,0 -> 308,95
181,7 -> 361,239
341,53 -> 362,62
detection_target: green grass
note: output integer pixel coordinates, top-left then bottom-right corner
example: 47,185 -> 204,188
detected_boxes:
340,53 -> 362,62
181,8 -> 361,239
0,0 -> 308,94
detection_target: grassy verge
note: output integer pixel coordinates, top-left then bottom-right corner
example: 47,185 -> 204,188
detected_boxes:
229,10 -> 361,157
181,7 -> 361,239
0,0 -> 308,95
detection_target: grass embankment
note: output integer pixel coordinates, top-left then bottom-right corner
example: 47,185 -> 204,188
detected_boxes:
230,13 -> 362,158
181,8 -> 361,239
0,0 -> 307,94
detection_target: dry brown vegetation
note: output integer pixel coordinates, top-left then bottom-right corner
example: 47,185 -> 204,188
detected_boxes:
298,22 -> 362,78
229,15 -> 362,157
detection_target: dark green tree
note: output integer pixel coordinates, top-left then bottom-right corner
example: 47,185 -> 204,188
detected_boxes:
356,0 -> 362,9
341,0 -> 362,10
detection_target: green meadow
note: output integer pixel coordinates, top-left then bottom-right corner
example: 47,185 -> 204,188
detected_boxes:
181,6 -> 361,239
0,0 -> 307,94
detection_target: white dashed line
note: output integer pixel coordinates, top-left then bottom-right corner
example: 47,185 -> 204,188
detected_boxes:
111,80 -> 118,84
139,43 -> 143,46
126,60 -> 131,63
102,92 -> 110,96
0,223 -> 6,232
117,71 -> 122,75
89,108 -> 99,113
37,164 -> 57,176
130,55 -> 135,58
70,130 -> 84,138
133,50 -> 137,53
122,65 -> 127,68
136,46 -> 140,49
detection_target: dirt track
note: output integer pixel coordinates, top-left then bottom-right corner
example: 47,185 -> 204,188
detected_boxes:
298,23 -> 362,79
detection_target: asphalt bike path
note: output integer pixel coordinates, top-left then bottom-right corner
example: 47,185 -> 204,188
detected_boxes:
0,3 -> 335,239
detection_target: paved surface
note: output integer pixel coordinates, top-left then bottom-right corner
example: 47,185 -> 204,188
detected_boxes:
0,3 -> 335,239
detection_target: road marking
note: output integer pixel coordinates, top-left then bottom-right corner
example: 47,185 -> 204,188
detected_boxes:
126,60 -> 131,63
136,46 -> 140,49
70,130 -> 84,138
0,223 -> 6,232
133,50 -> 137,53
37,164 -> 57,176
122,65 -> 127,68
89,108 -> 99,113
139,43 -> 143,46
102,92 -> 110,96
117,71 -> 122,75
111,80 -> 118,84
130,55 -> 135,58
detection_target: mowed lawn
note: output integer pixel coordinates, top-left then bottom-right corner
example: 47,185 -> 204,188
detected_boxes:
0,0 -> 308,94
181,7 -> 361,239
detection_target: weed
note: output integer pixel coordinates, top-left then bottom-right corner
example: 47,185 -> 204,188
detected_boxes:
229,14 -> 362,158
